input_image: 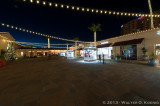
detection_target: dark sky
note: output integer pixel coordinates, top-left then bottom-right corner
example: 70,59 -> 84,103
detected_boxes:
0,0 -> 159,46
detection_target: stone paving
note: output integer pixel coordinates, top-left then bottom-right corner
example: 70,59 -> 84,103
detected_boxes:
0,57 -> 160,106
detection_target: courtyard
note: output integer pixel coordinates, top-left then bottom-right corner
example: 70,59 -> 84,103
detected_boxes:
0,57 -> 160,106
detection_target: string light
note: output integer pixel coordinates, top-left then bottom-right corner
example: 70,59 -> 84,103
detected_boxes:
30,0 -> 33,3
36,0 -> 40,4
66,5 -> 69,9
21,0 -> 160,18
55,3 -> 58,7
1,22 -> 92,43
77,7 -> 80,10
61,4 -> 64,8
43,1 -> 46,5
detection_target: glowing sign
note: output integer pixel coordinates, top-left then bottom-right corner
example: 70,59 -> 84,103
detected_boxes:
157,30 -> 160,35
137,16 -> 145,20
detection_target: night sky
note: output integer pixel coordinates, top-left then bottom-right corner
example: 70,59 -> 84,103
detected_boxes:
0,0 -> 159,47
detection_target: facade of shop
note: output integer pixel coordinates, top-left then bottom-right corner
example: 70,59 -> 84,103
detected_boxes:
0,32 -> 15,55
16,48 -> 67,58
97,28 -> 160,60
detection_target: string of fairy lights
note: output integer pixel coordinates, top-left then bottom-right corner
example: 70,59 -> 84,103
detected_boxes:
22,0 -> 160,18
0,23 -> 93,43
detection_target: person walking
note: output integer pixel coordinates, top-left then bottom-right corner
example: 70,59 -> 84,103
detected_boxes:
99,54 -> 101,63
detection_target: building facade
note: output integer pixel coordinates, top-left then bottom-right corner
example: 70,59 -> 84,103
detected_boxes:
97,28 -> 160,60
121,10 -> 160,35
0,32 -> 15,55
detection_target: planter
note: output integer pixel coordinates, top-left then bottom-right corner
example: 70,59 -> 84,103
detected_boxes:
148,59 -> 159,67
142,56 -> 148,61
115,57 -> 121,62
0,60 -> 6,66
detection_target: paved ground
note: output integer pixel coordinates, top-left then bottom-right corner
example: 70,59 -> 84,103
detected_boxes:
0,57 -> 160,106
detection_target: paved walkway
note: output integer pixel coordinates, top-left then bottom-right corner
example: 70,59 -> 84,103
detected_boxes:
0,57 -> 160,106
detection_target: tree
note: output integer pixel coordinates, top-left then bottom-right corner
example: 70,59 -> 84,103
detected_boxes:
73,37 -> 79,57
148,0 -> 154,29
88,24 -> 102,47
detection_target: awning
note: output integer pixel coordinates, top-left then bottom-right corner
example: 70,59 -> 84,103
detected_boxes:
113,38 -> 144,46
97,43 -> 112,48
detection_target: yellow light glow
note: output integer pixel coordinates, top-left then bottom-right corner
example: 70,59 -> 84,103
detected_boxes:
36,1 -> 40,4
30,0 -> 33,3
125,13 -> 127,15
66,5 -> 69,8
43,1 -> 46,5
61,5 -> 64,8
2,23 -> 5,26
82,8 -> 85,11
77,7 -> 79,10
11,26 -> 14,28
19,28 -> 22,30
100,11 -> 103,13
72,6 -> 75,10
7,25 -> 9,27
91,9 -> 94,12
113,12 -> 115,14
109,11 -> 111,14
104,11 -> 107,14
55,4 -> 58,7
23,29 -> 25,31
117,12 -> 119,15
96,10 -> 98,13
15,27 -> 18,29
23,0 -> 26,2
87,8 -> 89,12
49,2 -> 52,6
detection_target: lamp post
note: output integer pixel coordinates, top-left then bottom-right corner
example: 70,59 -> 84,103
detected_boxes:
48,38 -> 50,48
148,0 -> 154,29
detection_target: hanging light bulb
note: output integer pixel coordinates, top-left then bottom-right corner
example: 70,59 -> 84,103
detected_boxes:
91,9 -> 94,12
96,10 -> 99,13
66,5 -> 69,9
43,1 -> 46,5
76,7 -> 79,10
49,2 -> 52,6
82,8 -> 85,11
30,0 -> 33,3
104,11 -> 107,14
61,4 -> 64,8
72,6 -> 75,10
36,0 -> 40,4
55,3 -> 58,7
100,10 -> 103,14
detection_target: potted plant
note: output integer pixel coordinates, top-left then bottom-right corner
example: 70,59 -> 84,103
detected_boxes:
115,54 -> 121,62
148,53 -> 159,66
0,55 -> 6,66
142,47 -> 148,61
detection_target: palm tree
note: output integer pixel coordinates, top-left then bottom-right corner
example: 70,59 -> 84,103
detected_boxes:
148,0 -> 154,29
65,42 -> 69,50
73,37 -> 79,57
88,24 -> 102,47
